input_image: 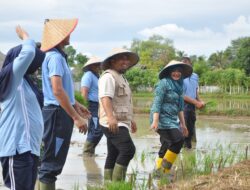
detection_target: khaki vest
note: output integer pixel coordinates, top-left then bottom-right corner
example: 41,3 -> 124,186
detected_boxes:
99,69 -> 133,126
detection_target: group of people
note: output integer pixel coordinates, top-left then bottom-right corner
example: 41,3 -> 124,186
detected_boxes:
0,18 -> 204,190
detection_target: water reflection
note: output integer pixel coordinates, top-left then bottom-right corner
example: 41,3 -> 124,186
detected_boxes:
83,156 -> 103,186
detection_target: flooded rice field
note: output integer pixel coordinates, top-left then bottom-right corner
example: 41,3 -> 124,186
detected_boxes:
2,114 -> 248,189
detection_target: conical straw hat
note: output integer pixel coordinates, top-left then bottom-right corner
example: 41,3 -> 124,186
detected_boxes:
159,60 -> 193,79
102,48 -> 139,70
82,56 -> 102,71
41,18 -> 78,52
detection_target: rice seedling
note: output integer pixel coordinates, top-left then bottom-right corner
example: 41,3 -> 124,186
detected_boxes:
140,150 -> 146,164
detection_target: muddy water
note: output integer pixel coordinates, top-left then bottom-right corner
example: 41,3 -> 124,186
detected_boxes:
0,115 -> 249,190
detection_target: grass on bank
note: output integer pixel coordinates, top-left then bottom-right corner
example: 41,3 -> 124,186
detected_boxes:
133,106 -> 250,116
132,91 -> 250,99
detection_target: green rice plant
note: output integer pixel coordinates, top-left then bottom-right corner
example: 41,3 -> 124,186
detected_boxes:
87,181 -> 133,190
105,181 -> 133,190
128,173 -> 137,189
178,150 -> 198,177
133,152 -> 138,162
137,177 -> 149,190
86,185 -> 103,190
147,173 -> 153,189
246,145 -> 249,159
140,150 -> 146,164
227,149 -> 237,166
73,182 -> 81,190
158,173 -> 171,187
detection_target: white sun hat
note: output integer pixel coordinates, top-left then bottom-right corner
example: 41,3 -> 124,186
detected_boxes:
101,48 -> 139,70
82,56 -> 102,71
159,60 -> 193,79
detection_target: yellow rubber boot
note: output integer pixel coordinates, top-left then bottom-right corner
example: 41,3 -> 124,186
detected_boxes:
162,150 -> 177,173
155,157 -> 163,170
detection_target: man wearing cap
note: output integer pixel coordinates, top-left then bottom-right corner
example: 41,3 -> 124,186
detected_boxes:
39,19 -> 90,190
99,48 -> 139,181
81,56 -> 103,156
0,26 -> 45,190
182,57 -> 205,149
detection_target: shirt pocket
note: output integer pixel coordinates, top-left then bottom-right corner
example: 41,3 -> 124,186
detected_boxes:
117,84 -> 127,96
114,106 -> 129,120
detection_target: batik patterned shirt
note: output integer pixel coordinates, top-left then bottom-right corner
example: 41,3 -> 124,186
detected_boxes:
150,78 -> 184,129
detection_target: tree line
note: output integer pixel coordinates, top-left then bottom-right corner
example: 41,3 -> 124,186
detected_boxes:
66,35 -> 250,94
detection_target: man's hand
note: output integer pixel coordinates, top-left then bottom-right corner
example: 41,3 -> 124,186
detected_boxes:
107,115 -> 118,134
131,120 -> 137,133
75,101 -> 91,119
181,125 -> 189,137
195,101 -> 204,109
74,116 -> 88,134
201,101 -> 206,107
150,120 -> 159,132
16,25 -> 29,40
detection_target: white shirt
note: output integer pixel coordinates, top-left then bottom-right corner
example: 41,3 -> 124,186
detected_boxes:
98,73 -> 130,129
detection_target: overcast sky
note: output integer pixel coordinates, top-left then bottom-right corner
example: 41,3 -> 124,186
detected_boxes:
1,0 -> 250,59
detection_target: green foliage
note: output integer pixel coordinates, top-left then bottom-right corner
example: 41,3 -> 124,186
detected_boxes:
64,45 -> 89,81
232,37 -> 250,75
208,51 -> 230,69
220,68 -> 247,87
64,45 -> 76,66
75,53 -> 88,65
130,35 -> 176,71
125,67 -> 158,91
74,91 -> 88,107
219,37 -> 250,76
200,70 -> 221,85
193,56 -> 210,85
66,35 -> 250,91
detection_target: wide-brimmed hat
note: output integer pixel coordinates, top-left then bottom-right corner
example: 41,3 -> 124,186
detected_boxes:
82,56 -> 102,71
102,48 -> 139,70
159,60 -> 193,79
41,18 -> 78,52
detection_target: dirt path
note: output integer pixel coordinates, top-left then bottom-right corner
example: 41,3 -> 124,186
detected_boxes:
161,160 -> 250,190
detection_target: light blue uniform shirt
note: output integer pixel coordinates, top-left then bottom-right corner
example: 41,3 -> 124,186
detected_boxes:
81,71 -> 99,102
183,73 -> 199,99
0,40 -> 44,157
42,48 -> 75,106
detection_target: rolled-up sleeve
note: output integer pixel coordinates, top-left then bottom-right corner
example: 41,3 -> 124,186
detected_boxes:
151,79 -> 167,113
